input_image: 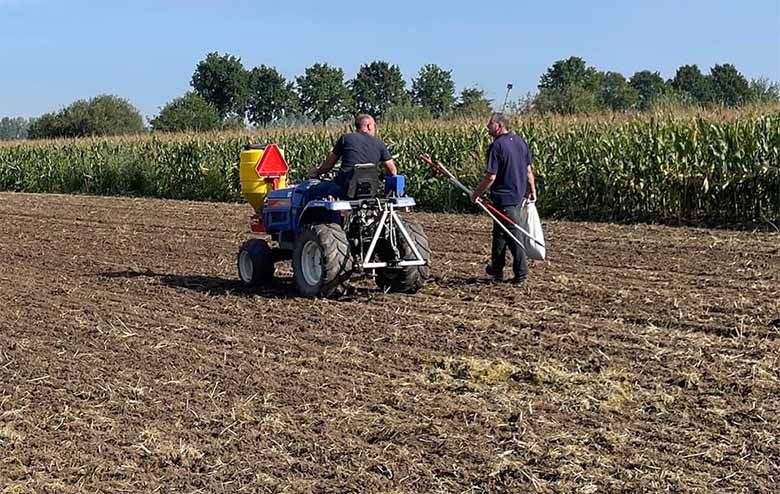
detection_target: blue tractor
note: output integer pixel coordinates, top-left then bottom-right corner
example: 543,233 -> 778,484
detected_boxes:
236,144 -> 431,298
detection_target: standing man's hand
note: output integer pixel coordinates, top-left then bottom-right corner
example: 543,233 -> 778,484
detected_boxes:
526,188 -> 537,202
470,191 -> 481,203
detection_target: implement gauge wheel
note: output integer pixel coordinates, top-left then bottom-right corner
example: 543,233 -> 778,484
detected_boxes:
376,218 -> 432,293
292,223 -> 353,298
237,239 -> 275,286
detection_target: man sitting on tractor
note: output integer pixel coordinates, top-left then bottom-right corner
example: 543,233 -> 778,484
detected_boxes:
307,114 -> 398,199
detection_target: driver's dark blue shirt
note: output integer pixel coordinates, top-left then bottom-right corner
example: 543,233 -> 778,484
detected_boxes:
486,132 -> 532,207
332,132 -> 391,188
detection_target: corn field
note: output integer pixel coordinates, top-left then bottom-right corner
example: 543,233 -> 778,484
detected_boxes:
1,108 -> 778,224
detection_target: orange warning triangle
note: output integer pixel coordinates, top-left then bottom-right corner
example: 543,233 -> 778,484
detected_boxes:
255,143 -> 289,177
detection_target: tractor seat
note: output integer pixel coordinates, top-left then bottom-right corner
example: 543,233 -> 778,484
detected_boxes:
345,163 -> 381,199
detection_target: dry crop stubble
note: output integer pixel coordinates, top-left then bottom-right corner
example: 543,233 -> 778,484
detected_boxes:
0,192 -> 778,492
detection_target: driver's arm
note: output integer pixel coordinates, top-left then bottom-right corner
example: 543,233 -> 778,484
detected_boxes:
381,158 -> 398,176
309,152 -> 339,179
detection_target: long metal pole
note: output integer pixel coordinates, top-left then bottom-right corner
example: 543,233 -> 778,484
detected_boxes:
436,167 -> 526,248
502,83 -> 513,112
474,198 -> 526,249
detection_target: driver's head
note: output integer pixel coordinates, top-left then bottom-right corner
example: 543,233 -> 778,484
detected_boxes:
355,114 -> 376,135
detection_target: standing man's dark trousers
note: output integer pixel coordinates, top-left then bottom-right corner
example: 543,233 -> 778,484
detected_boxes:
491,204 -> 528,283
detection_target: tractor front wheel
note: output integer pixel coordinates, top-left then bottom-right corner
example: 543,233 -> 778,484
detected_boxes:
293,224 -> 352,298
237,239 -> 275,285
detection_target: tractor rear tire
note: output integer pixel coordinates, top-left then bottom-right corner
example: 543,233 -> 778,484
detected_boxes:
376,218 -> 432,293
237,239 -> 275,286
293,223 -> 353,298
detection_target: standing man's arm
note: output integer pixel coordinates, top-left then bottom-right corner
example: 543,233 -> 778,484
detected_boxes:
471,174 -> 496,203
527,166 -> 537,201
472,142 -> 499,202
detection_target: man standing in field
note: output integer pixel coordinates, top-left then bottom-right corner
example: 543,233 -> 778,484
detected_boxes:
471,113 -> 537,285
308,114 -> 398,197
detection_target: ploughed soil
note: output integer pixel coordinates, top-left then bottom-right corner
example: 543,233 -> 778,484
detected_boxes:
1,192 -> 778,494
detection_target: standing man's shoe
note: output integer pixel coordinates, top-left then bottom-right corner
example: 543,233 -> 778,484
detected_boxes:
485,264 -> 504,281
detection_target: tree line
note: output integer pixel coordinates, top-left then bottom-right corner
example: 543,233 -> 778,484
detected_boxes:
532,56 -> 778,114
2,54 -> 776,140
150,55 -> 474,130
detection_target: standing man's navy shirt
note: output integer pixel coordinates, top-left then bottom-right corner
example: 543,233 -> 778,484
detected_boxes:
486,132 -> 532,206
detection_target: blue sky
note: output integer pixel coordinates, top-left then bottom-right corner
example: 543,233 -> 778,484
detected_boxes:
1,0 -> 778,120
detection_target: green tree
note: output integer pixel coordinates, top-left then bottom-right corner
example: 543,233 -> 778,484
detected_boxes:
51,99 -> 90,137
539,56 -> 602,92
87,95 -> 145,135
709,64 -> 751,106
453,87 -> 492,117
629,70 -> 667,110
350,61 -> 408,120
670,64 -> 714,103
150,92 -> 222,132
534,85 -> 602,114
598,72 -> 639,111
296,63 -> 351,125
282,82 -> 302,119
535,57 -> 604,114
246,65 -> 297,126
0,117 -> 30,140
383,101 -> 432,123
504,92 -> 536,115
27,113 -> 59,139
411,64 -> 455,118
191,52 -> 250,119
647,90 -> 697,113
748,77 -> 780,103
28,95 -> 144,139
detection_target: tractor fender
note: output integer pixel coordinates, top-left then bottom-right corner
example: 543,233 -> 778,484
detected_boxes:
297,200 -> 350,229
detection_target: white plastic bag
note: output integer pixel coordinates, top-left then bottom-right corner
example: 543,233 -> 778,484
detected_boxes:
519,200 -> 546,260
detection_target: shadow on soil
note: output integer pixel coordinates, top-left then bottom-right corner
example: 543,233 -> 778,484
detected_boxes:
433,275 -> 501,288
99,270 -> 389,301
100,269 -> 300,299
